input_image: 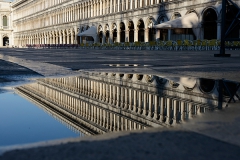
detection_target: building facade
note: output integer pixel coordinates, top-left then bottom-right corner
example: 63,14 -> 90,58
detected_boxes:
0,1 -> 13,47
9,0 -> 240,46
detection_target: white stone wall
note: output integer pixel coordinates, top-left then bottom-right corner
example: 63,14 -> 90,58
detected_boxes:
11,0 -> 240,46
0,1 -> 13,47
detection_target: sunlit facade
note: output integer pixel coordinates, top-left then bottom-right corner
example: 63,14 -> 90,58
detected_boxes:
0,1 -> 13,47
9,0 -> 240,46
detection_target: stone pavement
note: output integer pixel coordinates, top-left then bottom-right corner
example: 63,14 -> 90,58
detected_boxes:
0,48 -> 240,159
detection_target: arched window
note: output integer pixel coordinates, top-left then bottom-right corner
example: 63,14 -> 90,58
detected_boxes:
3,15 -> 7,27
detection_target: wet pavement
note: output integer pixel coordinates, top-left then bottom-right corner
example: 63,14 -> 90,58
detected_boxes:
0,48 -> 240,159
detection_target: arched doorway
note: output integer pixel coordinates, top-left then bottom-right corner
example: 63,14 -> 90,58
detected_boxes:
98,25 -> 103,43
105,24 -> 110,43
157,16 -> 168,41
128,21 -> 134,42
138,19 -> 144,42
99,31 -> 103,43
203,8 -> 217,40
3,36 -> 9,46
148,19 -> 156,41
120,22 -> 125,42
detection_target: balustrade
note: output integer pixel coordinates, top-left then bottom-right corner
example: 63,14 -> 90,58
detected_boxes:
16,72 -> 212,135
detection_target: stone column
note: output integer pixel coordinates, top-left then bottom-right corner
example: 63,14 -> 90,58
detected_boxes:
100,82 -> 103,100
166,98 -> 171,123
110,31 -> 113,44
188,103 -> 192,120
124,88 -> 128,109
120,87 -> 124,108
145,28 -> 149,42
106,84 -> 109,102
180,101 -> 185,123
126,0 -> 128,10
134,29 -> 138,42
172,99 -> 177,125
113,85 -> 116,105
109,85 -> 112,104
125,29 -> 129,42
129,89 -> 132,110
143,92 -> 147,115
133,90 -> 137,112
138,92 -> 142,114
117,0 -> 120,12
153,95 -> 158,119
148,94 -> 152,118
117,31 -> 121,42
116,86 -> 120,107
100,0 -> 103,15
110,0 -> 113,13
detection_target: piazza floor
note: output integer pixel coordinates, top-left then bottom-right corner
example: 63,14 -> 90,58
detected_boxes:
0,48 -> 240,82
0,48 -> 240,160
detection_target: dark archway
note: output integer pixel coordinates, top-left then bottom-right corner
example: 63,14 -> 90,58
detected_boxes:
120,22 -> 125,42
138,20 -> 144,42
225,4 -> 240,39
105,31 -> 109,43
128,21 -> 134,42
148,28 -> 156,41
3,37 -> 9,46
148,19 -> 156,41
99,31 -> 103,43
203,8 -> 217,40
157,16 -> 168,41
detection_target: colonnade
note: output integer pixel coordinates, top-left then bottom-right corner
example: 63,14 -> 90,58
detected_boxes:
17,72 -> 211,134
21,83 -> 146,133
13,0 -> 227,47
40,75 -> 206,126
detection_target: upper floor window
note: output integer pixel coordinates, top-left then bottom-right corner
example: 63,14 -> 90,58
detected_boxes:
3,16 -> 7,26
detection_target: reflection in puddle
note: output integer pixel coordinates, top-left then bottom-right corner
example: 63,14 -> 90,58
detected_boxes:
16,71 -> 240,136
0,92 -> 81,147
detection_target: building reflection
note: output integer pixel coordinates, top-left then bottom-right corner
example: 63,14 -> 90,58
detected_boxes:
16,71 -> 223,135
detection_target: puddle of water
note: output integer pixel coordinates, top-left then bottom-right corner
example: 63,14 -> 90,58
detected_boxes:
0,91 -> 82,147
2,71 -> 239,146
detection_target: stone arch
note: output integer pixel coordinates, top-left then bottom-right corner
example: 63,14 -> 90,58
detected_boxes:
202,7 -> 218,39
98,25 -> 103,43
171,12 -> 182,20
185,10 -> 199,40
146,17 -> 156,41
128,20 -> 134,42
137,19 -> 145,42
112,23 -> 117,43
105,24 -> 110,43
60,30 -> 64,44
2,34 -> 9,46
156,15 -> 169,41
